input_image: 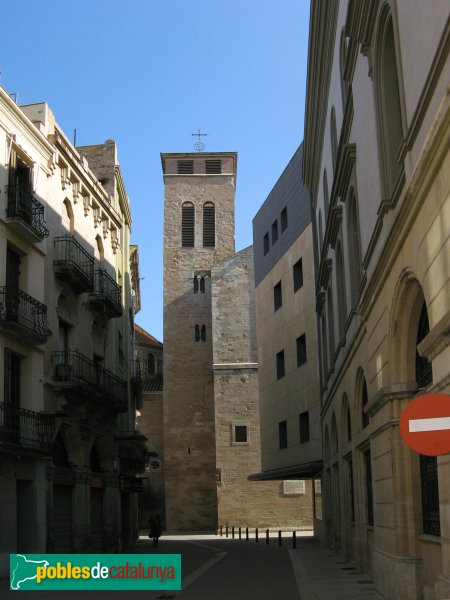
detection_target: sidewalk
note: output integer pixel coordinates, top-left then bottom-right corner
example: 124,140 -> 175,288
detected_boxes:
289,537 -> 385,600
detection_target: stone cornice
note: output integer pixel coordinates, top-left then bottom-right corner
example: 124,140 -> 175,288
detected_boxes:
333,143 -> 356,199
344,0 -> 380,46
328,205 -> 343,249
51,131 -> 123,230
0,86 -> 54,160
417,311 -> 450,362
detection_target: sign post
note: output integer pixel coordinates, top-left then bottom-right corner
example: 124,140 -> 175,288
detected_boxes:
399,393 -> 450,456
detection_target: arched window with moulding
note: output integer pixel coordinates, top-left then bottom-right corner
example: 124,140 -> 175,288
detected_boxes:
336,241 -> 347,340
373,6 -> 405,197
340,29 -> 349,106
147,353 -> 156,375
415,299 -> 440,536
346,188 -> 362,307
327,286 -> 335,367
323,170 -> 330,222
318,210 -> 324,258
330,107 -> 338,173
63,199 -> 75,234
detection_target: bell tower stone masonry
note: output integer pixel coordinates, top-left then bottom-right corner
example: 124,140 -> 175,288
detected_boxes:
162,152 -> 237,530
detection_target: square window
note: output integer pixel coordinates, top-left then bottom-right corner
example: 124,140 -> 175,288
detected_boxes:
272,220 -> 278,244
279,421 -> 287,450
296,334 -> 307,367
293,258 -> 303,292
276,350 -> 285,380
299,411 -> 310,443
273,281 -> 282,311
280,207 -> 288,232
263,233 -> 270,256
234,425 -> 247,443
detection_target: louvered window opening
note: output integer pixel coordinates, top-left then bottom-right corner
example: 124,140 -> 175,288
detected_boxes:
182,203 -> 195,247
205,160 -> 221,174
203,204 -> 215,247
177,160 -> 194,174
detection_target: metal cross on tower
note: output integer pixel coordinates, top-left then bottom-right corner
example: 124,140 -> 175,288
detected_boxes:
191,129 -> 207,152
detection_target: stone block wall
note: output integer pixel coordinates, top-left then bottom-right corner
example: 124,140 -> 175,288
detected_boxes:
162,154 -> 237,530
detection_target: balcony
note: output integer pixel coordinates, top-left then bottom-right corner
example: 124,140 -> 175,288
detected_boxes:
0,401 -> 54,452
6,185 -> 49,242
54,236 -> 94,293
52,350 -> 128,412
0,286 -> 52,344
116,431 -> 148,475
88,270 -> 122,318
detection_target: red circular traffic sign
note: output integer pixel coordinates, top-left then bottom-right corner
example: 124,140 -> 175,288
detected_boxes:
399,393 -> 450,456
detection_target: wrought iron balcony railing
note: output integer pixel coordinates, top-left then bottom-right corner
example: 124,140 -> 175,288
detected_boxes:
0,286 -> 52,344
0,401 -> 54,451
54,236 -> 94,293
7,184 -> 49,240
52,350 -> 128,412
88,270 -> 122,318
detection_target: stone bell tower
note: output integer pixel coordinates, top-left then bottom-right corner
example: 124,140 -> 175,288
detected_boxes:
162,152 -> 237,530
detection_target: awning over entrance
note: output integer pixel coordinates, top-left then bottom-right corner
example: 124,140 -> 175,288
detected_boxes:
248,460 -> 323,481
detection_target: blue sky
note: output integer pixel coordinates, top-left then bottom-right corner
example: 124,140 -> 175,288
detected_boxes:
1,0 -> 310,341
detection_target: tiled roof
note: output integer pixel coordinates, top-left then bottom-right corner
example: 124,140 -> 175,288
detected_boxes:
143,374 -> 163,392
135,324 -> 163,348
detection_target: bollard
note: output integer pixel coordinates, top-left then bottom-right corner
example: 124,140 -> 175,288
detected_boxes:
239,527 -> 242,540
266,529 -> 269,544
232,526 -> 235,539
246,527 -> 249,542
220,525 -> 223,537
279,530 -> 282,546
293,530 -> 296,549
255,528 -> 259,543
226,525 -> 228,538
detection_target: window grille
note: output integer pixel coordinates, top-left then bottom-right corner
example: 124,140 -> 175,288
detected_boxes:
364,449 -> 374,526
420,455 -> 440,535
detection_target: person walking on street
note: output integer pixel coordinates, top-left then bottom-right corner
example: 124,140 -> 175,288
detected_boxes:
149,514 -> 162,548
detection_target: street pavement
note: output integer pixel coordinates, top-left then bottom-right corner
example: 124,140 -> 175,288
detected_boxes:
0,533 -> 385,599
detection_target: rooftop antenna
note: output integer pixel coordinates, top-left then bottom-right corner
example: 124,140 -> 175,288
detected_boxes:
191,129 -> 207,152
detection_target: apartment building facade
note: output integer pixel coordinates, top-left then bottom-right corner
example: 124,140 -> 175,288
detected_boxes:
0,88 -> 141,573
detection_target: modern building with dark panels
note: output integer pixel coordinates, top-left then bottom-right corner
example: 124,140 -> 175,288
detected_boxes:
251,144 -> 321,504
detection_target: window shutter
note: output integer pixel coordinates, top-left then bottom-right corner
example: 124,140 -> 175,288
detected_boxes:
182,203 -> 195,247
203,203 -> 215,247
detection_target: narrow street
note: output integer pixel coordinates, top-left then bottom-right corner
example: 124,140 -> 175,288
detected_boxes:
1,534 -> 385,599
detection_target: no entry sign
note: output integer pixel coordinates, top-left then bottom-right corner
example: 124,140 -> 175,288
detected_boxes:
399,393 -> 450,456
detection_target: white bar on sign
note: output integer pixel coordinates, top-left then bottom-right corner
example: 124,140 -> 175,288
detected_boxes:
409,416 -> 450,433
